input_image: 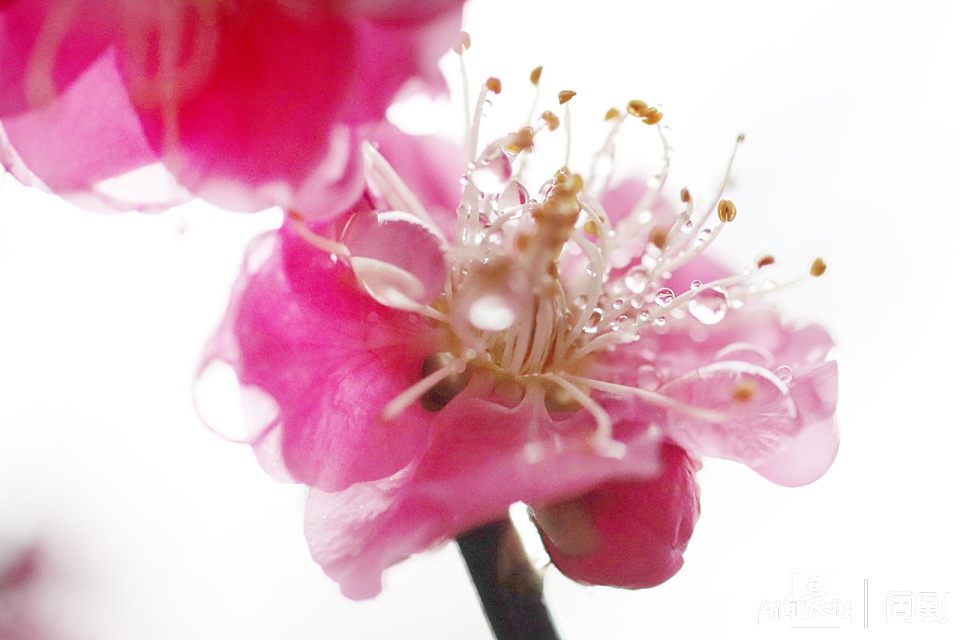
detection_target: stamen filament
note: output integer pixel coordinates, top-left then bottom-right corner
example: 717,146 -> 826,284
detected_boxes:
564,374 -> 725,422
382,355 -> 470,420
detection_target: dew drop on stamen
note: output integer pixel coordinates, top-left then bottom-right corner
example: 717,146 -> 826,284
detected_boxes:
583,307 -> 604,334
687,286 -> 729,325
470,150 -> 512,194
655,287 -> 675,306
774,365 -> 794,384
681,219 -> 694,233
467,294 -> 518,331
624,265 -> 650,293
697,228 -> 713,243
495,180 -> 529,211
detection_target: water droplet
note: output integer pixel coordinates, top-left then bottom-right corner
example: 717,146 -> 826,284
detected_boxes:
690,279 -> 703,289
496,180 -> 529,211
468,294 -> 517,331
612,298 -> 625,310
681,219 -> 694,233
636,365 -> 661,390
585,263 -> 597,277
638,310 -> 651,322
774,365 -> 794,384
687,286 -> 728,325
583,307 -> 604,334
470,151 -> 512,194
654,287 -> 675,306
574,294 -> 588,309
485,230 -> 504,246
653,317 -> 666,327
624,265 -> 650,293
697,228 -> 713,243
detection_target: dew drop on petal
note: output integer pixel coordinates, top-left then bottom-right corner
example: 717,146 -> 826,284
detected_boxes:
468,294 -> 518,331
193,360 -> 279,443
687,286 -> 729,325
625,265 -> 650,293
653,317 -> 667,327
690,279 -> 703,289
654,287 -> 675,306
636,365 -> 661,390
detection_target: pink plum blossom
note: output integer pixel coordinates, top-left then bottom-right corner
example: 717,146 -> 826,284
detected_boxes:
200,90 -> 839,598
0,0 -> 464,215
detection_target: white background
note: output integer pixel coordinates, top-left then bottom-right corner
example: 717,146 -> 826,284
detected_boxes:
2,0 -> 958,638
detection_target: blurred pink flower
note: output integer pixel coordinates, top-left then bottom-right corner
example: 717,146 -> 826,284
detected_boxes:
0,0 -> 464,215
0,546 -> 53,640
201,94 -> 838,598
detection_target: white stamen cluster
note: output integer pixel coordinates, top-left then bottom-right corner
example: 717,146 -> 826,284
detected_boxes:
293,47 -> 826,457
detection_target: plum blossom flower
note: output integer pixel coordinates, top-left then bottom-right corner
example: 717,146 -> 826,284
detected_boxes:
200,78 -> 839,599
0,0 -> 464,215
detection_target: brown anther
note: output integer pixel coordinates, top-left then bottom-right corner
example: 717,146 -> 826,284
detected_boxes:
541,110 -> 560,131
626,100 -> 649,117
731,381 -> 756,403
287,210 -> 305,222
649,226 -> 668,250
515,233 -> 531,252
680,188 -> 691,203
530,66 -> 543,86
504,126 -> 535,154
717,199 -> 737,223
756,254 -> 776,269
583,220 -> 598,236
453,31 -> 471,54
485,77 -> 502,94
604,107 -> 621,121
642,109 -> 663,125
558,90 -> 577,105
809,257 -> 827,278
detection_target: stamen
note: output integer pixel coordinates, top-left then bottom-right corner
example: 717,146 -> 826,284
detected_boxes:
454,31 -> 472,140
382,352 -> 473,420
563,374 -> 725,422
542,373 -> 625,458
362,142 -> 443,236
287,212 -> 350,257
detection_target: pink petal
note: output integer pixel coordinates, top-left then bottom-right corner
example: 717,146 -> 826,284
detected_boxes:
305,378 -> 664,599
1,49 -> 185,211
124,2 -> 363,217
203,220 -> 440,491
533,444 -> 701,589
0,0 -> 114,115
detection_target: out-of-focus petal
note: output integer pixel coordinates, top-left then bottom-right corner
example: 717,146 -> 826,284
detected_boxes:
0,0 -> 114,115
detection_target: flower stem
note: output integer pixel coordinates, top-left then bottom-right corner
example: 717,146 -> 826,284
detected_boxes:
456,520 -> 561,640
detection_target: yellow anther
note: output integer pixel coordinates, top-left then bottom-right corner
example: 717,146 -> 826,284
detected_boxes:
642,109 -> 663,125
604,107 -> 621,121
530,66 -> 543,86
504,126 -> 535,154
558,90 -> 577,105
453,31 -> 471,54
626,100 -> 649,117
717,199 -> 737,223
485,77 -> 502,94
809,257 -> 827,277
541,110 -> 560,131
